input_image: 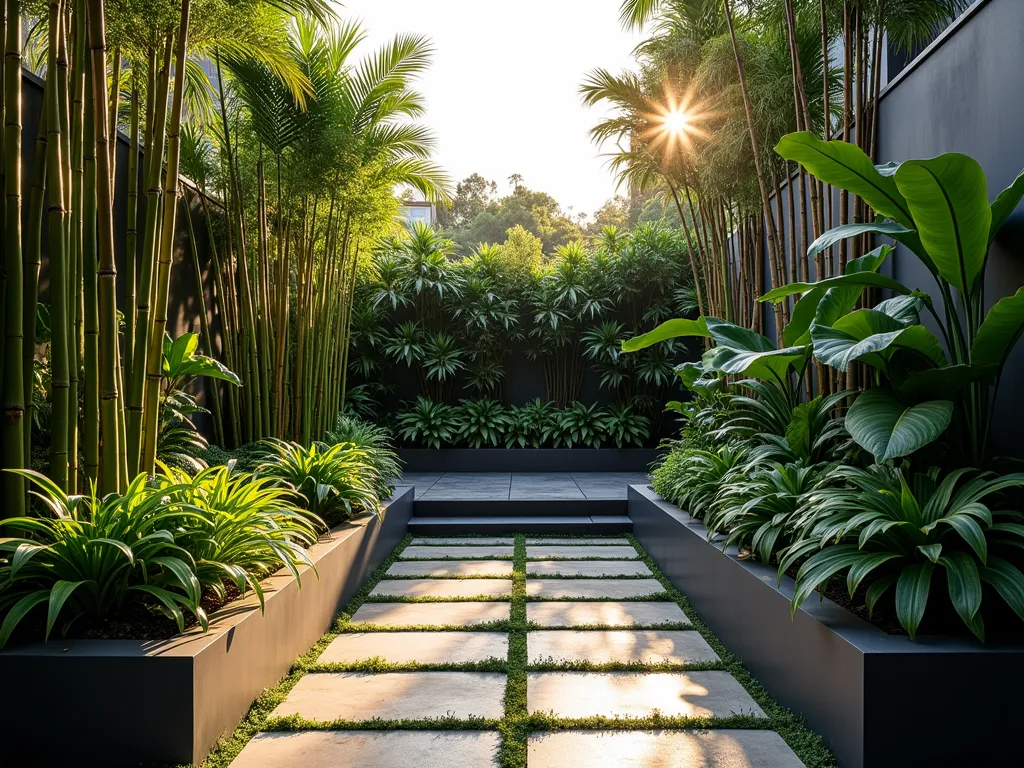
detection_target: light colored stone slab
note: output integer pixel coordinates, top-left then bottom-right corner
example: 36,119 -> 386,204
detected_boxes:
319,631 -> 508,665
402,545 -> 514,559
271,671 -> 506,721
526,560 -> 652,577
370,579 -> 512,599
387,560 -> 515,577
526,545 -> 638,559
525,538 -> 629,546
350,602 -> 510,627
527,730 -> 805,768
231,731 -> 501,768
526,579 -> 664,599
411,538 -> 514,546
527,601 -> 688,628
528,630 -> 719,664
527,671 -> 765,719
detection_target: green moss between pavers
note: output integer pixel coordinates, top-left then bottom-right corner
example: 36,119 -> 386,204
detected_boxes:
363,594 -> 513,603
200,532 -> 835,768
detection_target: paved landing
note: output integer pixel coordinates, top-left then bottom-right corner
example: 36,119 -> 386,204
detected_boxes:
230,535 -> 808,768
403,472 -> 648,500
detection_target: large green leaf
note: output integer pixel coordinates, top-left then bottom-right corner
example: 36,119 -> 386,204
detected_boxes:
813,246 -> 893,329
989,167 -> 1024,243
898,364 -> 998,400
811,310 -> 946,373
783,247 -> 892,345
971,285 -> 1024,370
806,221 -> 912,256
895,561 -> 934,640
845,388 -> 953,461
621,317 -> 709,352
980,557 -> 1024,622
775,132 -> 914,226
702,318 -> 809,381
894,154 -> 991,295
760,271 -> 912,304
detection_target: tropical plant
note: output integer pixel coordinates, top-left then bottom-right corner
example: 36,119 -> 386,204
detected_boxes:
781,465 -> 1024,641
256,439 -> 380,528
601,405 -> 652,448
0,470 -> 207,648
325,414 -> 403,498
767,136 -> 1024,466
650,443 -> 747,520
154,464 -> 320,609
504,399 -> 558,449
453,400 -> 509,448
707,460 -> 832,564
395,396 -> 457,449
552,402 -> 608,449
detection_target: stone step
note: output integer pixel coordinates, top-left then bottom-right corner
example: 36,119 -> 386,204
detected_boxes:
414,498 -> 626,517
407,515 -> 633,535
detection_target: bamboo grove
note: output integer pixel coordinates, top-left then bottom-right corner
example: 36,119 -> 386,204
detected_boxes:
0,0 -> 449,517
585,0 -> 967,389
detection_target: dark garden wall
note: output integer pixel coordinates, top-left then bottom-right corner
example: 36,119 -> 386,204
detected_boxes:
749,0 -> 1024,454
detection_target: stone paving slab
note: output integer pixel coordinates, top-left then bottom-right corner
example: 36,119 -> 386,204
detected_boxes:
401,545 -> 514,559
527,601 -> 688,627
350,602 -> 510,627
319,631 -> 509,665
527,671 -> 766,719
231,730 -> 501,768
526,579 -> 664,599
526,560 -> 653,577
410,538 -> 515,546
526,545 -> 638,559
527,730 -> 805,767
387,560 -> 515,577
528,630 -> 719,665
271,671 -> 506,721
525,538 -> 630,545
370,579 -> 512,599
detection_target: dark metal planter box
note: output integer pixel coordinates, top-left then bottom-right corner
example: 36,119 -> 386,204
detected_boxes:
628,484 -> 1024,768
0,486 -> 414,768
399,448 -> 661,473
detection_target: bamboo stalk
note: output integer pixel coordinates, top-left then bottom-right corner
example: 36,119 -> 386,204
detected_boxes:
1,0 -> 23,515
140,0 -> 191,476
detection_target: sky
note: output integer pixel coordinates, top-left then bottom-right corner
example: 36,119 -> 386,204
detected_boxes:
336,0 -> 644,218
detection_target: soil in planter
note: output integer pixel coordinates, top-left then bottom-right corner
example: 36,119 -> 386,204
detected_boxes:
9,583 -> 243,645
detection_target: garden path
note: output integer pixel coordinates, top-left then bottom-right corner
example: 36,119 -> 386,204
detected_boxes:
229,536 -> 809,767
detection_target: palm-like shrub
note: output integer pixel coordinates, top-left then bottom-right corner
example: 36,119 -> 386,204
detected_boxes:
601,404 -> 651,448
326,415 -> 403,498
396,396 -> 457,449
782,465 -> 1024,640
552,402 -> 608,448
155,464 -> 319,609
0,471 -> 207,648
256,439 -> 380,528
454,399 -> 509,448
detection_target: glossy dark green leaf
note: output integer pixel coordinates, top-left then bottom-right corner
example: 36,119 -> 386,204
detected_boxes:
895,561 -> 934,640
894,154 -> 991,295
989,167 -> 1024,243
621,317 -> 709,352
845,389 -> 953,461
806,221 -> 911,257
971,285 -> 1024,371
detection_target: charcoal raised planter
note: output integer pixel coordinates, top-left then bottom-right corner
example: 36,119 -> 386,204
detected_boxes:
628,484 -> 1024,768
0,486 -> 414,768
399,448 -> 660,473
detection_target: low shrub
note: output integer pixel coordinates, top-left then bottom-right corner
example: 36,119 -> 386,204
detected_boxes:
325,415 -> 403,499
